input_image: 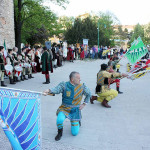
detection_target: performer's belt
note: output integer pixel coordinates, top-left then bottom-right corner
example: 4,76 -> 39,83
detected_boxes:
62,103 -> 80,108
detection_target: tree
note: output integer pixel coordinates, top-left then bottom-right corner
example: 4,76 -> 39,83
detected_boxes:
64,13 -> 115,47
14,0 -> 68,53
129,23 -> 145,45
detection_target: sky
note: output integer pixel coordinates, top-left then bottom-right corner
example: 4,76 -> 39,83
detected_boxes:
43,0 -> 150,25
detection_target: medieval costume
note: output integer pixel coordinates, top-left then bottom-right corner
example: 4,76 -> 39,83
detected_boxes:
26,49 -> 34,79
90,64 -> 122,108
107,63 -> 123,94
41,47 -> 52,84
0,46 -> 7,86
67,47 -> 74,62
35,47 -> 41,72
80,47 -> 85,60
12,47 -> 20,82
49,81 -> 91,141
6,49 -> 16,84
18,47 -> 28,80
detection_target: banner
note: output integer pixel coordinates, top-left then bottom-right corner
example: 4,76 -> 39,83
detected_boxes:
125,37 -> 148,64
45,41 -> 51,50
83,39 -> 88,45
3,39 -> 7,58
0,87 -> 41,150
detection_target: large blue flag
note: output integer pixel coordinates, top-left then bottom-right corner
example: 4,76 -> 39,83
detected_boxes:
0,87 -> 41,150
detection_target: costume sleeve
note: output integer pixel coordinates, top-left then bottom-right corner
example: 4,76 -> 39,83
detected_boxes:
6,57 -> 11,65
112,72 -> 121,78
50,81 -> 65,94
103,71 -> 121,78
82,83 -> 91,103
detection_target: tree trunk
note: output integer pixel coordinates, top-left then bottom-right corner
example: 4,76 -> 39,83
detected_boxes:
15,0 -> 22,54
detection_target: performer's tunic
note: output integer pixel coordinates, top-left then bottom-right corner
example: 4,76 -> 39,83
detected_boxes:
96,70 -> 121,102
41,50 -> 51,74
50,81 -> 91,121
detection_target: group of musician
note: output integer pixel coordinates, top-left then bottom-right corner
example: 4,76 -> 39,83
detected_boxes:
0,46 -> 35,87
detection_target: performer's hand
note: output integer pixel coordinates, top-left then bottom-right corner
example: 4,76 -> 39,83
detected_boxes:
121,73 -> 128,77
79,103 -> 86,110
43,89 -> 50,96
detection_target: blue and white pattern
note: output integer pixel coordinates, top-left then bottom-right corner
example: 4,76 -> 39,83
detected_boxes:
0,88 -> 41,150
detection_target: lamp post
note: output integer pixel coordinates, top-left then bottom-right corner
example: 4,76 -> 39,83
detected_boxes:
98,21 -> 100,51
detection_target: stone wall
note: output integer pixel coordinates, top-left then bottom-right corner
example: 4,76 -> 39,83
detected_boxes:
0,0 -> 15,48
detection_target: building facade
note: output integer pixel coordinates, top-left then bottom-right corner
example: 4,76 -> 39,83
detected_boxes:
0,0 -> 15,48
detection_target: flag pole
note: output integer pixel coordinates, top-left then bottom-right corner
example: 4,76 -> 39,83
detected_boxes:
0,87 -> 55,96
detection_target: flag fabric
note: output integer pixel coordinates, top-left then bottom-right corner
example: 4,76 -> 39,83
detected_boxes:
125,37 -> 148,64
127,67 -> 150,80
102,49 -> 111,56
3,40 -> 7,58
0,87 -> 41,150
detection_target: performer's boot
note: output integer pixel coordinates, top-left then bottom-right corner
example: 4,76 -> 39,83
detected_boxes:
10,78 -> 16,84
1,81 -> 7,87
23,75 -> 28,80
55,128 -> 63,141
79,121 -> 81,127
117,87 -> 123,94
21,75 -> 24,81
30,74 -> 34,78
28,74 -> 31,79
14,77 -> 20,82
102,99 -> 111,108
90,95 -> 97,104
43,78 -> 49,84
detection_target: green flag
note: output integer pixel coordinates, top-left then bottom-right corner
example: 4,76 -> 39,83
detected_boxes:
125,37 -> 148,64
3,39 -> 7,57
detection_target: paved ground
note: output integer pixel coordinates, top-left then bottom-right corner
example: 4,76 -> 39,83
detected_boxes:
0,58 -> 150,150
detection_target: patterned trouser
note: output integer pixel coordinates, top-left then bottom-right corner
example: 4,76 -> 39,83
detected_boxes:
110,79 -> 120,88
57,112 -> 80,136
97,89 -> 118,102
0,71 -> 4,81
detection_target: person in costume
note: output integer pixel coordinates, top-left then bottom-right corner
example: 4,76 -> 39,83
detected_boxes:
90,64 -> 127,108
26,49 -> 34,79
107,61 -> 123,94
6,49 -> 16,84
41,47 -> 52,84
43,71 -> 91,141
0,46 -> 7,87
18,47 -> 28,80
35,46 -> 42,72
111,53 -> 121,72
80,47 -> 85,60
12,47 -> 21,82
67,47 -> 74,62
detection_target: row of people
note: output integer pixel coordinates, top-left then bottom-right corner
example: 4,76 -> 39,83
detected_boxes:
0,46 -> 34,87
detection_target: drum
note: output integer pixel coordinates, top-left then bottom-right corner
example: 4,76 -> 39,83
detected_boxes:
14,65 -> 22,77
5,65 -> 13,76
31,62 -> 37,67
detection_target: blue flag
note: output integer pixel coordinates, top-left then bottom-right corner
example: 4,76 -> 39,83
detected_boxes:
0,88 -> 41,150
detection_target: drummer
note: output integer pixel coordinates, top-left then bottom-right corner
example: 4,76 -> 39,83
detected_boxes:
18,47 -> 28,80
6,49 -> 16,84
26,49 -> 34,79
0,46 -> 7,87
12,47 -> 21,82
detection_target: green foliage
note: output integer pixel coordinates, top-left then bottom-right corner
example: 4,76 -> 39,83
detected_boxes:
128,23 -> 145,46
64,13 -> 115,47
14,0 -> 68,48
